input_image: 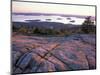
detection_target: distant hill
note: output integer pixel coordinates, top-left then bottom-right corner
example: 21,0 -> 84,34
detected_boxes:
13,21 -> 81,31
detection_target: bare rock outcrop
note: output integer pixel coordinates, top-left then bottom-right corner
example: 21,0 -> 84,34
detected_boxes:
12,34 -> 96,74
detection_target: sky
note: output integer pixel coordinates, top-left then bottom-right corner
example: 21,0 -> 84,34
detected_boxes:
12,0 -> 96,16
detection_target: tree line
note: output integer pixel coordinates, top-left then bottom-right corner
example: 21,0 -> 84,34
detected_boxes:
12,16 -> 96,36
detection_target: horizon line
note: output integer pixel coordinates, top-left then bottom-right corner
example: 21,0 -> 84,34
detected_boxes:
12,12 -> 96,18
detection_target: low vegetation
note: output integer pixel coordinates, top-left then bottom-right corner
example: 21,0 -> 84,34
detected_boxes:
81,16 -> 96,34
12,16 -> 96,36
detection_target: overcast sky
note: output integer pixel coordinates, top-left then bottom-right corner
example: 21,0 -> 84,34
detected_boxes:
12,0 -> 95,16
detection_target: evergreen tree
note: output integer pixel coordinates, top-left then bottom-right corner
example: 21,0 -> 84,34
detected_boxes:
81,16 -> 95,34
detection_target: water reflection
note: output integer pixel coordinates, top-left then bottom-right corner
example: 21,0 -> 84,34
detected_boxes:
12,14 -> 85,25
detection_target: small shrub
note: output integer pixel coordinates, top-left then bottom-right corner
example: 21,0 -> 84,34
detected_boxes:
18,27 -> 28,34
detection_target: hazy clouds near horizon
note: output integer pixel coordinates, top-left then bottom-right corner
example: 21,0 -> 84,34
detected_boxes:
12,1 -> 95,17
